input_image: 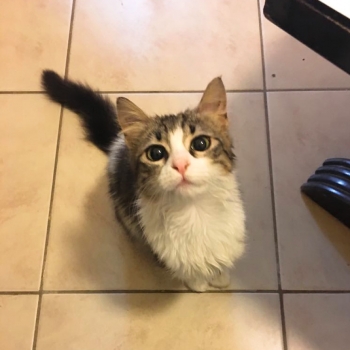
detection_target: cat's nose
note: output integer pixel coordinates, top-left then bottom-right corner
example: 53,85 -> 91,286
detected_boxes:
172,159 -> 189,177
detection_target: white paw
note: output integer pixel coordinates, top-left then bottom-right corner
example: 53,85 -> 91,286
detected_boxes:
186,279 -> 209,292
210,269 -> 231,289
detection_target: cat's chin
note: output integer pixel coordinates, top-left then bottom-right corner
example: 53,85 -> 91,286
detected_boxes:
176,178 -> 194,188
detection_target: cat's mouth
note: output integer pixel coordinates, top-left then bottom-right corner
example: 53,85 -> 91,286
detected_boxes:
177,179 -> 191,187
175,178 -> 197,189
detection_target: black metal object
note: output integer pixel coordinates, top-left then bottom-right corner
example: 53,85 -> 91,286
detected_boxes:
263,0 -> 350,75
301,158 -> 350,229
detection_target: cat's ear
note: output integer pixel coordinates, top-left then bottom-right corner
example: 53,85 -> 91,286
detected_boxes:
116,97 -> 149,147
197,77 -> 228,126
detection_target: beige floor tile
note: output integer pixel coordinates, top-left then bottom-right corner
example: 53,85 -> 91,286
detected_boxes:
0,0 -> 72,91
284,293 -> 350,350
227,93 -> 278,289
0,295 -> 38,350
260,0 -> 350,89
37,293 -> 282,350
268,91 -> 350,290
68,0 -> 263,91
0,95 -> 60,291
43,92 -> 277,290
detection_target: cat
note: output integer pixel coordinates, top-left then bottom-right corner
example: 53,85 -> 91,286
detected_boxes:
41,70 -> 246,292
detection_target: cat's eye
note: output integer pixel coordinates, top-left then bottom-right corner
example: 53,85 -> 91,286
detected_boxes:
146,145 -> 167,161
191,136 -> 211,152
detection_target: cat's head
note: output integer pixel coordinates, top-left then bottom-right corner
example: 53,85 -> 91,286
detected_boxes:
116,77 -> 235,200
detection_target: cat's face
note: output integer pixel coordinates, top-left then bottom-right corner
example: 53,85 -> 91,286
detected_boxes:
117,77 -> 235,199
131,112 -> 234,199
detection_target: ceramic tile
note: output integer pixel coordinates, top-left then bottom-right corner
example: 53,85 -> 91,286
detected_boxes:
260,0 -> 350,89
0,95 -> 60,291
268,91 -> 350,290
284,293 -> 350,350
68,0 -> 263,91
37,293 -> 282,350
227,93 -> 278,290
0,0 -> 72,91
0,295 -> 38,350
44,92 -> 277,290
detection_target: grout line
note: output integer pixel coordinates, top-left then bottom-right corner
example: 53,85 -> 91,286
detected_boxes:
257,2 -> 288,350
31,1 -> 77,350
41,289 -> 278,294
0,91 -> 45,94
2,289 -> 350,296
267,87 -> 350,92
283,290 -> 350,294
0,89 -> 262,94
1,88 -> 350,95
30,106 -> 63,348
100,88 -> 350,94
257,0 -> 282,291
0,291 -> 39,296
64,6 -> 75,79
279,292 -> 288,350
30,90 -> 64,350
101,89 -> 264,94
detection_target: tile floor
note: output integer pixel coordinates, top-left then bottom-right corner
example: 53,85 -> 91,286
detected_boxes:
1,0 -> 350,349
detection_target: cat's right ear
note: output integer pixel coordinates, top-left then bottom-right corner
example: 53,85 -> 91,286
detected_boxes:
197,77 -> 228,128
116,97 -> 149,147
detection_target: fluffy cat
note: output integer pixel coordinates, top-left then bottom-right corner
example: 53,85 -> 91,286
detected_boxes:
41,71 -> 245,292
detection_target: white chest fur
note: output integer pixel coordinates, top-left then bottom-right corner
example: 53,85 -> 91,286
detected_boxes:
137,175 -> 245,281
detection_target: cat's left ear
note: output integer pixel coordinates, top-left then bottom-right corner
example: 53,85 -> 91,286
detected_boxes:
197,77 -> 228,127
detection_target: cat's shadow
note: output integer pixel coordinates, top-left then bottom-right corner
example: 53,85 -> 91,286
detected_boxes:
65,171 -> 182,310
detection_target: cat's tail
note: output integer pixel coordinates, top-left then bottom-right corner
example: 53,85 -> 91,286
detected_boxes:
41,70 -> 120,153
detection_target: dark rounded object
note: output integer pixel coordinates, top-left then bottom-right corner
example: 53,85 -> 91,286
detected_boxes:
315,165 -> 350,180
146,145 -> 167,161
301,182 -> 350,228
323,158 -> 350,168
191,136 -> 211,152
301,158 -> 350,229
308,174 -> 350,192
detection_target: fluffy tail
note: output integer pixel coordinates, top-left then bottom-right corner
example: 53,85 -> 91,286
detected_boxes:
41,70 -> 119,153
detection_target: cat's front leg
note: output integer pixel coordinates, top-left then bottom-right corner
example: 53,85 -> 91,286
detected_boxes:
185,278 -> 209,293
209,268 -> 231,289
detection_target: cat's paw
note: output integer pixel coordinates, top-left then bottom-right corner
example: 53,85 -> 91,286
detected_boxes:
210,269 -> 230,289
185,279 -> 209,293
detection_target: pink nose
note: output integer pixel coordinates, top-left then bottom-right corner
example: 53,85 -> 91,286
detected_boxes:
172,159 -> 189,176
